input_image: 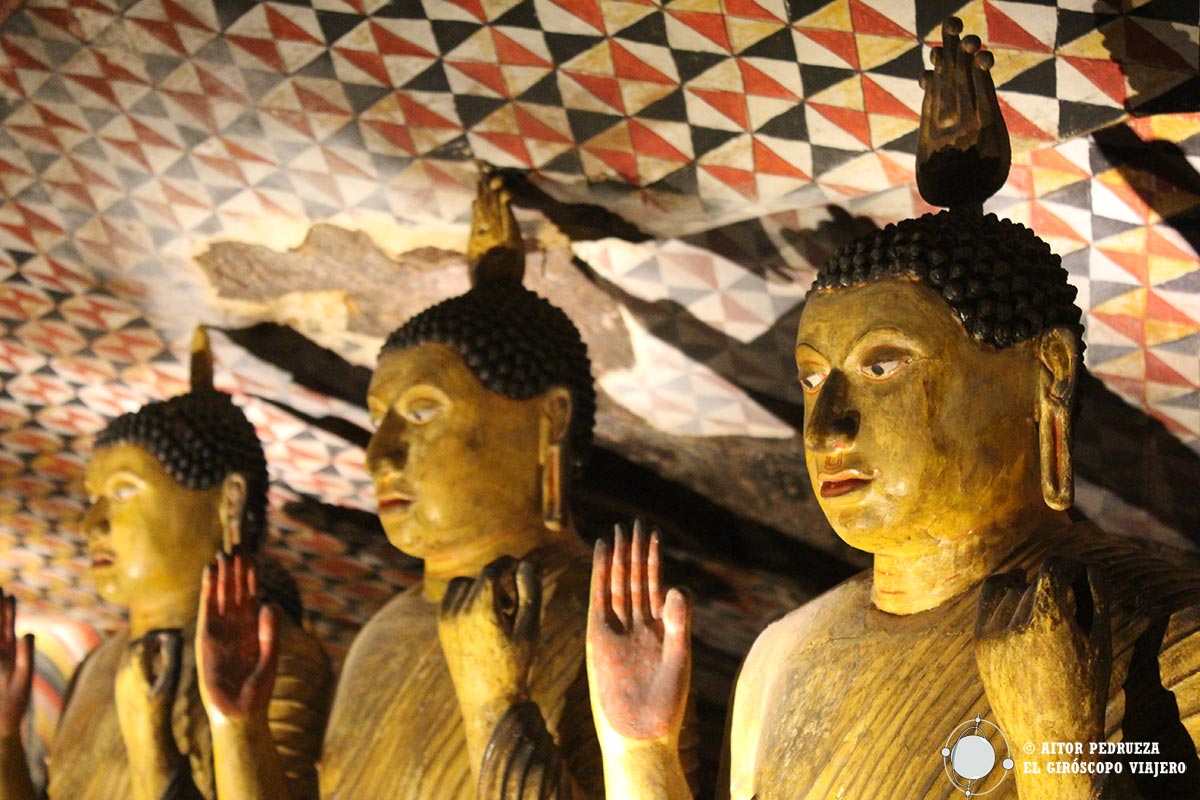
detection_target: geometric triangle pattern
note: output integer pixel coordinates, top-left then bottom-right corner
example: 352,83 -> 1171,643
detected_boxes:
0,0 -> 1199,704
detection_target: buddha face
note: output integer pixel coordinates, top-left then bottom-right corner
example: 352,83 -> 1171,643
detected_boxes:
82,443 -> 225,606
366,342 -> 556,559
795,278 -> 1044,555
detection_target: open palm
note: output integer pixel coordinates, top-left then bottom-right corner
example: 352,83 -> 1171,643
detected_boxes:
196,553 -> 278,722
587,522 -> 691,741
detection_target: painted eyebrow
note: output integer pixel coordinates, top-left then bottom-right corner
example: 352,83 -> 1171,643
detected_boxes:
847,326 -> 926,357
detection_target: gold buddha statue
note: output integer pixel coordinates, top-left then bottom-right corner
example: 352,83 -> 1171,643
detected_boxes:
587,19 -> 1200,800
0,329 -> 332,800
203,165 -> 687,798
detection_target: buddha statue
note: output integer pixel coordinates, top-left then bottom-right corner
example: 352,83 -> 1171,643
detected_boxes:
586,19 -> 1200,800
0,329 -> 332,800
202,164 -> 693,799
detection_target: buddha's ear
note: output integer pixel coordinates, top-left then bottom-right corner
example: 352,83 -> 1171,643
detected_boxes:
1035,327 -> 1079,511
218,472 -> 247,552
540,387 -> 572,447
539,388 -> 572,531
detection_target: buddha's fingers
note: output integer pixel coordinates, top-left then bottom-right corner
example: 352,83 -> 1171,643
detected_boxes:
975,569 -> 1026,638
630,521 -> 647,624
232,552 -> 245,608
589,538 -> 614,630
648,531 -> 664,619
215,552 -> 229,615
253,604 -> 280,693
0,593 -> 11,647
13,634 -> 32,692
971,49 -> 1000,130
513,560 -> 541,645
661,588 -> 691,672
611,526 -> 631,627
936,17 -> 964,130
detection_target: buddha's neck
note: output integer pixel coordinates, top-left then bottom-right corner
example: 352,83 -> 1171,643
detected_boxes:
128,586 -> 201,638
421,521 -> 573,603
871,505 -> 1070,615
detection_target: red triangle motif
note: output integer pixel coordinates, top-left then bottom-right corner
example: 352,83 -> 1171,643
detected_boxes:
1029,201 -> 1087,246
610,41 -> 675,84
363,119 -> 415,154
1145,352 -> 1194,387
2,41 -> 49,70
295,85 -> 347,116
130,19 -> 188,56
628,120 -> 689,162
265,6 -> 319,44
564,71 -> 625,113
1147,229 -> 1198,262
1062,56 -> 1126,105
1090,312 -> 1145,346
1146,290 -> 1199,327
726,0 -> 779,20
337,48 -> 389,85
983,1 -> 1051,53
586,147 -> 639,183
996,97 -> 1053,140
849,0 -> 912,37
447,61 -> 510,97
809,103 -> 871,147
371,23 -> 436,58
129,118 -> 177,150
799,28 -> 859,69
701,164 -> 757,199
1029,146 -> 1090,178
444,0 -> 486,22
738,60 -> 797,99
1098,248 -> 1148,284
691,88 -> 749,130
477,131 -> 533,165
492,30 -> 552,67
862,76 -> 918,119
228,35 -> 285,72
514,105 -> 570,143
162,0 -> 212,31
668,10 -> 731,51
753,137 -> 807,178
878,151 -> 914,184
395,94 -> 459,129
66,74 -> 118,104
561,0 -> 605,34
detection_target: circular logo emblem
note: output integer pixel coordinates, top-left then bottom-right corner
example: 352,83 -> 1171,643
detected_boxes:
941,716 -> 1014,796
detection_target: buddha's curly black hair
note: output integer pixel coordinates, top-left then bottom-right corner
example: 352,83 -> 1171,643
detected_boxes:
381,282 -> 595,472
95,389 -> 269,550
813,209 -> 1084,351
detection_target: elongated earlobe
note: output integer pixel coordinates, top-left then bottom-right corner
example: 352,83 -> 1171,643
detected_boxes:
539,389 -> 572,531
1036,328 -> 1078,510
219,473 -> 247,552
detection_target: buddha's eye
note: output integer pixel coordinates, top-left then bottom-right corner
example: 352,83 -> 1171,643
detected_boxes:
403,400 -> 443,425
110,483 -> 139,502
799,370 -> 827,392
861,357 -> 911,380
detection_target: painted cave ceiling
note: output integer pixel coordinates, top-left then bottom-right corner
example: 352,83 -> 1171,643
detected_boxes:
0,0 -> 1197,677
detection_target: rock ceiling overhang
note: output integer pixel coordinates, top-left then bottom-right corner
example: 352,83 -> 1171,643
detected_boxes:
0,0 -> 1197,659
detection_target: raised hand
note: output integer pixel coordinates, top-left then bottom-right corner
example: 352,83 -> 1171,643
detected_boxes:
197,552 -> 279,724
0,591 -> 33,739
917,16 -> 1010,208
976,557 -> 1111,748
587,521 -> 691,743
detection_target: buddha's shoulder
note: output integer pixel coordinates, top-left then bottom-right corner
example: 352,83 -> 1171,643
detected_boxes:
743,571 -> 874,671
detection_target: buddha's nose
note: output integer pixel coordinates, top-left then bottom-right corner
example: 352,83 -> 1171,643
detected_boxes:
803,370 -> 860,452
81,500 -> 110,540
365,418 -> 409,476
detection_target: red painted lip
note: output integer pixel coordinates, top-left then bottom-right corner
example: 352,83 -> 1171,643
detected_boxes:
377,495 -> 413,513
820,477 -> 872,498
90,552 -> 115,568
